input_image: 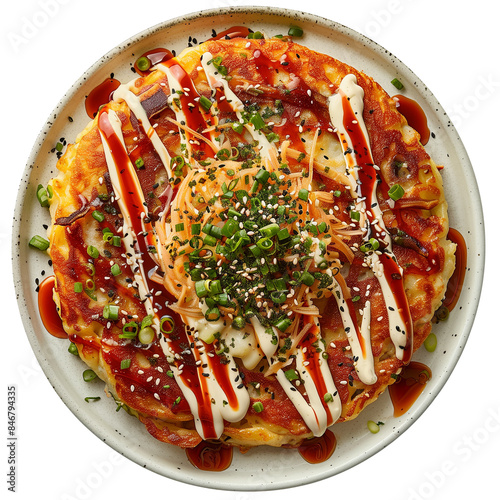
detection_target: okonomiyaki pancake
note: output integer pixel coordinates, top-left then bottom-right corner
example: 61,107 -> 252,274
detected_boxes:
47,34 -> 456,452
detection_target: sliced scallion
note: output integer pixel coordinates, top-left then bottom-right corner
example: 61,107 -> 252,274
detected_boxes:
68,342 -> 79,356
87,245 -> 99,259
138,326 -> 155,344
136,56 -> 151,72
36,184 -> 49,207
367,420 -> 380,434
103,304 -> 119,321
120,322 -> 138,338
199,95 -> 212,111
288,25 -> 303,37
160,316 -> 175,334
110,264 -> 121,276
388,183 -> 405,201
120,359 -> 131,370
391,78 -> 404,90
83,369 -> 97,382
424,332 -> 437,352
92,210 -> 105,222
29,235 -> 50,251
252,401 -> 264,412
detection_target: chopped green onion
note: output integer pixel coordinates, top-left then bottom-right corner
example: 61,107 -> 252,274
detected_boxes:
360,237 -> 381,253
388,184 -> 405,201
205,307 -> 221,322
36,184 -> 49,207
270,290 -> 287,304
284,369 -> 299,381
248,31 -> 264,39
435,305 -> 449,321
424,332 -> 437,352
324,393 -> 334,403
391,78 -> 404,90
209,280 -> 223,295
160,316 -> 175,334
83,369 -> 97,382
84,396 -> 101,402
134,157 -> 145,169
191,223 -> 201,235
252,401 -> 264,412
203,234 -> 217,247
68,342 -> 79,356
29,235 -> 50,251
250,113 -> 266,130
138,326 -> 155,344
202,223 -> 213,235
199,95 -> 212,111
112,235 -> 121,247
110,263 -> 121,276
87,245 -> 99,259
296,189 -> 310,203
120,359 -> 131,370
350,210 -> 360,222
255,168 -> 270,185
195,280 -> 209,298
276,228 -> 290,242
231,122 -> 244,134
103,304 -> 119,321
74,282 -> 83,293
103,231 -> 113,243
317,221 -> 327,233
210,56 -> 228,76
257,237 -> 273,251
274,318 -> 292,332
222,218 -> 238,237
367,420 -> 380,434
92,210 -> 105,222
300,271 -> 315,287
288,25 -> 303,37
260,223 -> 279,238
136,56 -> 151,72
232,316 -> 246,330
120,322 -> 138,338
141,315 -> 153,328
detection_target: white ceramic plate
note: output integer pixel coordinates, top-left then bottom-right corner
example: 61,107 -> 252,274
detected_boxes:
12,6 -> 484,491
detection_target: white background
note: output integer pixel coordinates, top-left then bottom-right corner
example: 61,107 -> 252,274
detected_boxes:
1,0 -> 498,499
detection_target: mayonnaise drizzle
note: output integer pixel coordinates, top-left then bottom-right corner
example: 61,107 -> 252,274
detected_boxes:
112,82 -> 173,178
97,110 -> 159,322
328,74 -> 412,362
97,109 -> 249,440
200,52 -> 277,162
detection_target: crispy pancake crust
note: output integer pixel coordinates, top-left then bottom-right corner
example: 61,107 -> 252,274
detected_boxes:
48,36 -> 455,450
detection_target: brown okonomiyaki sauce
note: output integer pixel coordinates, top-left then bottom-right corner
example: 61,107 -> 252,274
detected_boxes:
85,77 -> 121,119
131,26 -> 250,79
389,362 -> 432,417
298,429 -> 337,464
442,228 -> 467,313
38,276 -> 67,339
133,48 -> 174,76
186,440 -> 233,471
393,94 -> 430,145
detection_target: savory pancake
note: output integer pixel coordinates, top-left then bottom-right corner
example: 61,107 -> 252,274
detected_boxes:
46,34 -> 455,452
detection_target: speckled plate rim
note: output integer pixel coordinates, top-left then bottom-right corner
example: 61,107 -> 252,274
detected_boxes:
12,5 -> 485,491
